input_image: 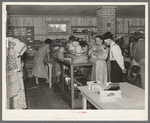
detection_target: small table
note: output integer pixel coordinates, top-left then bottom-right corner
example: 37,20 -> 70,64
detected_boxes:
78,82 -> 145,110
45,62 -> 53,88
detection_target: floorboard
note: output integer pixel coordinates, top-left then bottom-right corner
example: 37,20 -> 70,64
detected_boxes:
24,77 -> 70,109
23,75 -> 142,109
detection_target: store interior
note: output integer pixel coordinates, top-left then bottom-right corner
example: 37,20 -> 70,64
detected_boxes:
6,4 -> 145,110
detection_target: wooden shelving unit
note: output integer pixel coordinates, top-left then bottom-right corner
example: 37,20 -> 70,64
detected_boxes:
7,26 -> 37,78
128,22 -> 145,35
53,58 -> 95,109
71,26 -> 97,41
7,26 -> 35,50
71,26 -> 97,35
25,50 -> 36,78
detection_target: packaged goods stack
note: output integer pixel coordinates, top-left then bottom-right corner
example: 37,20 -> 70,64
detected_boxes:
25,50 -> 37,78
87,81 -> 122,99
34,40 -> 41,51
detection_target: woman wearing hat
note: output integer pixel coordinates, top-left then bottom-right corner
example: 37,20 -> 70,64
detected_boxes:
103,31 -> 126,82
32,38 -> 52,85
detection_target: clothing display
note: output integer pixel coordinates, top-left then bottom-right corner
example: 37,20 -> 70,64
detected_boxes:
7,37 -> 27,72
12,71 -> 27,109
32,43 -> 50,80
7,37 -> 27,109
7,53 -> 20,72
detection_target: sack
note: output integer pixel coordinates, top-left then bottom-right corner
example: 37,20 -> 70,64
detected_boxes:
72,55 -> 88,64
89,51 -> 98,63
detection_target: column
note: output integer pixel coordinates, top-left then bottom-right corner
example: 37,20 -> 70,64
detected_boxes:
96,6 -> 117,82
96,6 -> 117,36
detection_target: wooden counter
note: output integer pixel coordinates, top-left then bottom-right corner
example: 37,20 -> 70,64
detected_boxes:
53,58 -> 96,109
78,82 -> 145,110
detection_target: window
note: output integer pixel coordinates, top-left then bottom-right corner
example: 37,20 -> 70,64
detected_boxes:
48,24 -> 67,32
46,21 -> 69,35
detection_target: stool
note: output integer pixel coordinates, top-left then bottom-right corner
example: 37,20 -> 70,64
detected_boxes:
45,62 -> 53,88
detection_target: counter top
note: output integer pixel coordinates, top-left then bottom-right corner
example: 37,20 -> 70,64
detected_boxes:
53,57 -> 95,67
78,82 -> 145,109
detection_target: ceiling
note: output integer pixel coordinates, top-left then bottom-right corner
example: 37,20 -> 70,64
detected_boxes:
6,5 -> 145,18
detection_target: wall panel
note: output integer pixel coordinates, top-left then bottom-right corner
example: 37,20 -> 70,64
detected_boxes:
116,18 -> 145,34
8,15 -> 145,40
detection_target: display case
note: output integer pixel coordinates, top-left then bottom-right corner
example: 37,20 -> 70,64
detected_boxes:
53,58 -> 95,109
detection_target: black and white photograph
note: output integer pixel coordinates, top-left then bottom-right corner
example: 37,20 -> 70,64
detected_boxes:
2,2 -> 148,121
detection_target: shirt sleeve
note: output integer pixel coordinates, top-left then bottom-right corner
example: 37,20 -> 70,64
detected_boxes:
111,45 -> 125,70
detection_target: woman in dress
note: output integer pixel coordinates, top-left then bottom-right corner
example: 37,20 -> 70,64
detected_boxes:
32,38 -> 52,85
89,35 -> 109,84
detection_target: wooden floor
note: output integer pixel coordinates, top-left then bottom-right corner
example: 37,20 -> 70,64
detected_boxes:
24,77 -> 70,109
24,76 -> 142,109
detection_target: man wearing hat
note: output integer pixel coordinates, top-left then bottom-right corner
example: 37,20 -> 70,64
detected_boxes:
103,31 -> 126,82
133,32 -> 145,89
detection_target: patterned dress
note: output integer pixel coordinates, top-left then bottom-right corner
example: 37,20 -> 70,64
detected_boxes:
94,45 -> 108,84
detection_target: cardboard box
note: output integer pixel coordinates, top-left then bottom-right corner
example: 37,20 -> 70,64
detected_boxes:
91,83 -> 104,92
87,81 -> 101,90
87,82 -> 122,98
